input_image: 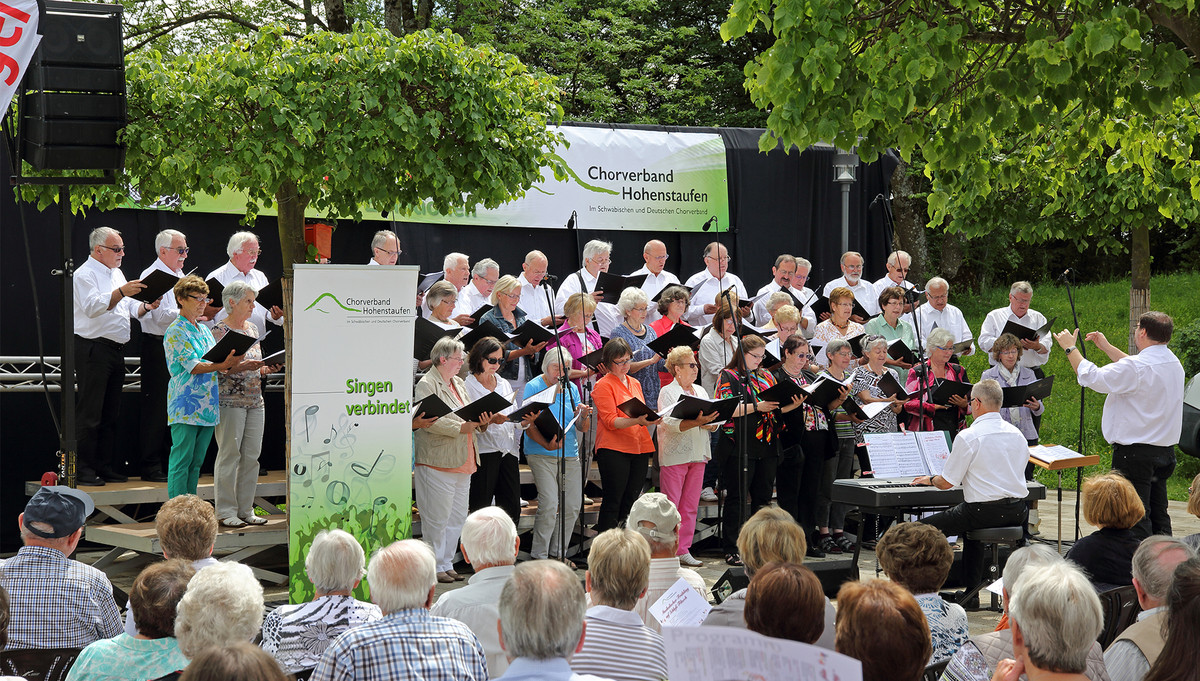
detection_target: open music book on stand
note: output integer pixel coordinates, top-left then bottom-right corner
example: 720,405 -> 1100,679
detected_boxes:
863,430 -> 953,478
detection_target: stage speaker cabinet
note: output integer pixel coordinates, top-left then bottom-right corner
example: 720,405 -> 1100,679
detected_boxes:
18,1 -> 126,171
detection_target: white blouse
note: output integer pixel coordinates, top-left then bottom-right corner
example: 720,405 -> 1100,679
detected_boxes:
657,380 -> 713,467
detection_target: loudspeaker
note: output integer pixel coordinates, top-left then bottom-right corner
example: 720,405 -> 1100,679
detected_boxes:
18,1 -> 125,171
713,558 -> 858,603
711,567 -> 748,604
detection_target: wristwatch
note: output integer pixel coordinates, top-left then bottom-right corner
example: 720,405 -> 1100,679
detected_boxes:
1065,346 -> 1077,355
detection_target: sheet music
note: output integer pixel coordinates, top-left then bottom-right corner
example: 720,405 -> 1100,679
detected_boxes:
648,578 -> 712,628
525,383 -> 557,405
663,626 -> 862,681
864,432 -> 928,477
1028,444 -> 1085,464
915,430 -> 952,477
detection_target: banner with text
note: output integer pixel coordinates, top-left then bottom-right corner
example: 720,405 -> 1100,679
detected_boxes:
120,126 -> 730,232
289,264 -> 418,602
0,0 -> 41,115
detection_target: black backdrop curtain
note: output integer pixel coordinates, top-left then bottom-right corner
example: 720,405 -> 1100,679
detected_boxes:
0,122 -> 897,549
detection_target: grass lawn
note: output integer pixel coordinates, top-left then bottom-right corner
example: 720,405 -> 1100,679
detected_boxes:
946,271 -> 1200,500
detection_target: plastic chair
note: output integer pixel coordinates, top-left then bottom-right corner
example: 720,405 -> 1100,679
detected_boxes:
1096,584 -> 1142,649
0,647 -> 82,681
923,658 -> 949,681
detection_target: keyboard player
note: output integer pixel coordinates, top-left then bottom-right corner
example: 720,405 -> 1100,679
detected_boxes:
909,379 -> 1029,605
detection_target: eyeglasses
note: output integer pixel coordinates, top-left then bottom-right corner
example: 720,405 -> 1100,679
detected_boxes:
187,295 -> 212,304
448,355 -> 466,363
843,264 -> 863,271
375,247 -> 401,256
165,247 -> 189,255
99,244 -> 125,253
612,358 -> 631,366
590,257 -> 612,266
706,255 -> 731,263
998,349 -> 1020,356
650,254 -> 669,262
679,362 -> 698,369
499,291 -> 520,300
484,356 -> 503,365
746,351 -> 765,360
631,306 -> 648,313
479,275 -> 498,286
238,249 -> 264,256
934,344 -> 954,352
831,350 -> 851,357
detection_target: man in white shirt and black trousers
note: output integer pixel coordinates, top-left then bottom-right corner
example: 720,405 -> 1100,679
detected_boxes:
74,227 -> 159,485
911,379 -> 1029,607
1054,312 -> 1185,539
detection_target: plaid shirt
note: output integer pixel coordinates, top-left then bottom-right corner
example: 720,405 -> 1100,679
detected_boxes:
0,545 -> 122,649
310,608 -> 488,681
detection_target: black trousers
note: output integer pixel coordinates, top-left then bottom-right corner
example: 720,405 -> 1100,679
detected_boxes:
717,437 -> 779,553
469,451 -> 522,522
777,428 -> 832,533
1113,443 -> 1176,539
595,448 -> 649,531
922,498 -> 1027,589
138,334 -> 170,475
74,335 -> 126,476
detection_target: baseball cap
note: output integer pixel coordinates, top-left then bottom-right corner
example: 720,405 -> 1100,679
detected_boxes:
627,492 -> 681,543
22,486 -> 95,539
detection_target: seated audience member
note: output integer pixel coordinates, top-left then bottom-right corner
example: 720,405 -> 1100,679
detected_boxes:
875,522 -> 968,665
0,584 -> 16,679
310,539 -> 487,681
1182,473 -> 1200,552
494,560 -> 608,681
625,493 -> 707,632
179,642 -> 289,681
941,544 -> 1112,681
743,562 -> 826,645
1104,537 -> 1195,681
127,494 -> 220,634
162,562 -> 265,680
571,529 -> 667,681
260,529 -> 381,673
431,507 -> 521,677
835,580 -> 932,681
68,560 -> 195,681
703,507 -> 837,650
1143,557 -> 1200,681
1065,473 -> 1144,590
993,561 -> 1104,681
1,486 -> 121,649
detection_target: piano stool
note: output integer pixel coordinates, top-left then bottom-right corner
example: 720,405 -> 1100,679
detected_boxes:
961,526 -> 1025,611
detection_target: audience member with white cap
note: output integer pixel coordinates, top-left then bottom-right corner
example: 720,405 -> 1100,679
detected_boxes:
625,492 -> 707,632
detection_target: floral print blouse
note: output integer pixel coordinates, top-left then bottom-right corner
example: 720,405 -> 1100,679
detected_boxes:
163,317 -> 220,426
213,320 -> 264,409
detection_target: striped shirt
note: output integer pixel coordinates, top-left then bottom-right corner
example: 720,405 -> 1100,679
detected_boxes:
309,608 -> 487,681
260,594 -> 382,673
0,545 -> 122,649
571,606 -> 667,681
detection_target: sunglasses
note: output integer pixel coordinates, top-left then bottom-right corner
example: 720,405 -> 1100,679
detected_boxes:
484,356 -> 503,365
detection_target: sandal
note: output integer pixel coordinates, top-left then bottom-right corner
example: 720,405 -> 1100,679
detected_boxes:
220,517 -> 247,528
834,533 -> 856,552
818,535 -> 842,555
242,515 -> 268,525
725,553 -> 743,566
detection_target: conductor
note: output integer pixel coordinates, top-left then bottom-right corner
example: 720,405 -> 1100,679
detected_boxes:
910,379 -> 1029,604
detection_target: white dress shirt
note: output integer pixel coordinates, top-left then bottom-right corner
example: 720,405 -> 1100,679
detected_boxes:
516,272 -> 554,326
752,281 -> 817,337
978,306 -> 1051,368
74,256 -> 138,344
698,328 -> 737,395
682,270 -> 748,326
137,259 -> 182,336
821,275 -> 880,316
629,265 -> 680,325
206,261 -> 283,338
1076,344 -> 1185,447
915,302 -> 974,355
458,281 -> 492,319
939,412 -> 1030,503
554,268 -> 622,337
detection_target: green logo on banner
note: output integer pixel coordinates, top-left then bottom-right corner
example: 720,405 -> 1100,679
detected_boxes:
305,293 -> 361,313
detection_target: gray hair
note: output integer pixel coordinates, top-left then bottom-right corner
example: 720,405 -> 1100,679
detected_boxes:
862,334 -> 889,355
1132,536 -> 1195,601
541,350 -> 567,375
498,560 -> 586,660
655,285 -> 690,315
89,226 -> 120,250
925,327 -> 956,353
371,230 -> 397,251
1010,281 -> 1033,296
174,562 -> 264,659
368,540 -> 436,614
1008,561 -> 1103,674
617,287 -> 649,316
155,229 -> 185,251
472,258 -> 499,278
221,280 -> 255,309
971,379 -> 1003,410
795,257 -> 812,272
1002,544 -> 1061,590
443,252 -> 468,272
430,336 -> 465,368
767,291 -> 792,315
773,254 -> 798,269
524,250 -> 547,267
583,240 -> 612,263
702,241 -> 724,258
840,251 -> 863,266
826,338 -> 851,358
226,232 -> 259,257
460,507 -> 518,567
887,251 -> 911,267
425,280 -> 458,310
305,529 -> 366,593
926,277 -> 949,293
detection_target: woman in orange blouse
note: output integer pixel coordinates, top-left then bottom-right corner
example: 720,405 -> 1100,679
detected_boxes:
591,337 -> 656,531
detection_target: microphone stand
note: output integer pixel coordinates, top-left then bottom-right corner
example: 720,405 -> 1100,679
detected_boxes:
1062,269 -> 1086,541
719,286 -> 755,534
543,278 -> 577,563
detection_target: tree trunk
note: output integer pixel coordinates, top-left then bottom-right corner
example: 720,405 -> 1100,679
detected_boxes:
1129,222 -> 1151,353
888,160 -> 929,281
275,181 -> 310,496
940,230 -> 965,282
384,0 -> 409,36
323,0 -> 352,32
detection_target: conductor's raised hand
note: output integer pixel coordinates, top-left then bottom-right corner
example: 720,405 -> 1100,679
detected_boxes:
1052,328 -> 1079,350
1085,330 -> 1115,353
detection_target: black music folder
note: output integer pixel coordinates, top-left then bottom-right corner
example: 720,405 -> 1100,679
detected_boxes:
756,378 -> 807,406
255,279 -> 283,311
617,397 -> 661,422
131,269 -> 179,303
647,323 -> 702,355
929,378 -> 973,405
951,339 -> 974,357
455,391 -> 513,423
576,347 -> 605,371
508,320 -> 556,347
664,394 -> 741,423
465,304 -> 494,326
802,375 -> 852,409
595,272 -> 648,305
847,333 -> 867,358
415,316 -> 461,361
508,400 -> 550,422
738,323 -> 777,339
878,371 -> 912,401
204,278 -> 225,307
413,394 -> 453,419
418,271 -> 445,294
458,320 -> 509,351
1002,376 -> 1055,408
201,328 -> 258,362
1001,316 -> 1057,342
887,339 -> 917,365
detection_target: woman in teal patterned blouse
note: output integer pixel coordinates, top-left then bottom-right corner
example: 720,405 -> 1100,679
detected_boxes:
164,275 -> 249,497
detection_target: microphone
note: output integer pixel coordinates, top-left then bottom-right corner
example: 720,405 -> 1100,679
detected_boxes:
701,216 -> 717,231
566,211 -> 577,230
1057,268 -> 1072,282
869,193 -> 885,208
541,274 -> 559,286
